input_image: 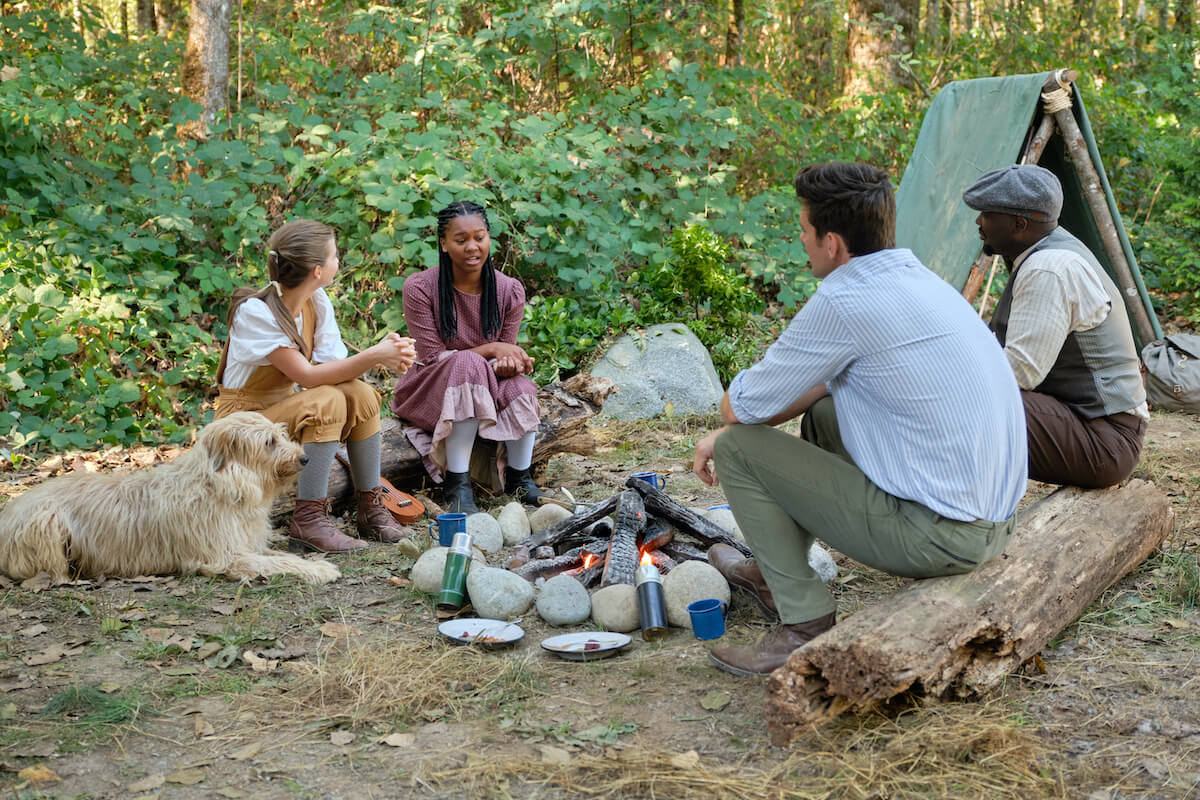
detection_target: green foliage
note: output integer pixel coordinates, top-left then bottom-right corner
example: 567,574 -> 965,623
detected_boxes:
1,2 -> 1196,452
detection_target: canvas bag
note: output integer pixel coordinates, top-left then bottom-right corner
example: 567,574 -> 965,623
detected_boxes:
1141,334 -> 1200,413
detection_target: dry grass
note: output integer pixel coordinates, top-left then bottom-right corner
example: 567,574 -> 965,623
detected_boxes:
419,700 -> 1061,800
261,637 -> 541,728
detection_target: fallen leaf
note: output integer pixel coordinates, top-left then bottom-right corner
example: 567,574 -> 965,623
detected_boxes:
21,643 -> 84,667
319,622 -> 362,638
379,733 -> 414,748
119,609 -> 148,622
1139,757 -> 1169,780
0,677 -> 33,693
195,641 -> 223,660
1163,618 -> 1191,629
98,682 -> 122,694
18,764 -> 60,786
538,745 -> 572,764
242,651 -> 279,673
205,645 -> 240,669
669,750 -> 700,769
388,576 -> 410,586
0,702 -> 15,720
128,774 -> 166,792
194,716 -> 215,737
217,788 -> 246,799
330,730 -> 355,746
166,767 -> 206,785
19,574 -> 52,592
229,741 -> 264,761
210,602 -> 236,616
156,614 -> 193,626
700,690 -> 731,711
19,624 -> 48,638
161,666 -> 200,676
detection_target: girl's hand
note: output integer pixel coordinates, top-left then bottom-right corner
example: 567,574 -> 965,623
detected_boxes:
371,335 -> 417,374
492,354 -> 522,378
488,342 -> 534,375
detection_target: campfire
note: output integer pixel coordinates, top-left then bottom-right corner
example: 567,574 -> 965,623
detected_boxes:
507,477 -> 749,587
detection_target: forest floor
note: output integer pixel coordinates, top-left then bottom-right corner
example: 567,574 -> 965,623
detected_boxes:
1,411 -> 1199,800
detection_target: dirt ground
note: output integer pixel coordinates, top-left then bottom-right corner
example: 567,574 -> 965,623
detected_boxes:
2,412 -> 1199,800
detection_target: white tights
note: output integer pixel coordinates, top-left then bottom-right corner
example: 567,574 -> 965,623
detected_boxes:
444,420 -> 537,473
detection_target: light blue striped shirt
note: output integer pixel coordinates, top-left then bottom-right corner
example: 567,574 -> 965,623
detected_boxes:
729,248 -> 1026,522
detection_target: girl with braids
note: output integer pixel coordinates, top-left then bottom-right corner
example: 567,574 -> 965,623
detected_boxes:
391,201 -> 546,513
214,219 -> 418,553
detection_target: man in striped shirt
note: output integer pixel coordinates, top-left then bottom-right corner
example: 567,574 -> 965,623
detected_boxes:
963,164 -> 1148,489
693,162 -> 1027,678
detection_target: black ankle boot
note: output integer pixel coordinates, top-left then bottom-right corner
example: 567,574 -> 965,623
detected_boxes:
442,471 -> 478,514
504,466 -> 549,507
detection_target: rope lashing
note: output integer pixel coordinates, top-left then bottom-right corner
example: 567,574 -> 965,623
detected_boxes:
1041,68 -> 1074,113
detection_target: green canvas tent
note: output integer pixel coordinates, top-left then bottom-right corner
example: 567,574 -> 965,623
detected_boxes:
895,69 -> 1162,349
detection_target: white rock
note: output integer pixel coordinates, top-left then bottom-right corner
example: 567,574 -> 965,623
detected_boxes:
529,504 -> 573,534
410,546 -> 485,595
662,561 -> 730,631
590,584 -> 639,633
466,566 -> 534,620
702,507 -> 744,544
591,323 -> 724,419
808,542 -> 838,584
465,512 -> 504,553
497,502 -> 532,546
535,575 -> 592,626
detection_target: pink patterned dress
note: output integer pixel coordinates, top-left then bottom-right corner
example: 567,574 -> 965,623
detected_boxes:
391,267 -> 541,481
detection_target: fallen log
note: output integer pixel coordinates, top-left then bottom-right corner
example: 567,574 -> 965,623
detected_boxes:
766,480 -> 1174,746
268,375 -> 616,526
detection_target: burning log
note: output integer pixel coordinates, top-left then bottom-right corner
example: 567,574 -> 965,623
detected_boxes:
601,490 -> 646,587
661,541 -> 708,564
639,516 -> 674,553
513,540 -> 611,583
766,480 -> 1174,746
508,494 -> 622,568
646,550 -> 678,574
625,478 -> 751,557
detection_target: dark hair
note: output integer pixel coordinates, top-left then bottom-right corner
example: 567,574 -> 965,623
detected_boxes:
436,201 -> 501,343
215,219 -> 334,384
793,162 -> 895,256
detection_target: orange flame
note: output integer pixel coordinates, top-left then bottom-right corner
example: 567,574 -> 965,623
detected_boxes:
582,553 -> 594,569
640,550 -> 652,566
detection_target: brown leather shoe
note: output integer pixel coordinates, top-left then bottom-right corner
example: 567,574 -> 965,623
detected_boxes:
709,543 -> 779,622
356,487 -> 406,543
289,498 -> 367,553
707,612 -> 836,677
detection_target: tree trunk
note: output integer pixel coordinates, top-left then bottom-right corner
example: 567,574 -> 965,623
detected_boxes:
155,0 -> 182,34
844,0 -> 918,96
182,0 -> 233,138
766,480 -> 1173,746
725,0 -> 745,67
137,0 -> 156,33
1178,0 -> 1194,30
267,375 -> 617,525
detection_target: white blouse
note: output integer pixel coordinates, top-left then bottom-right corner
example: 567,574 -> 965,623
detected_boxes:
222,288 -> 349,389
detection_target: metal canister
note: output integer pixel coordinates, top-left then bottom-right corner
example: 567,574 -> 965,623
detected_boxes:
437,532 -> 473,612
635,562 -> 669,642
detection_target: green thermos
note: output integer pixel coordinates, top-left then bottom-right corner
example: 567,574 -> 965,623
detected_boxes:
437,532 -> 473,612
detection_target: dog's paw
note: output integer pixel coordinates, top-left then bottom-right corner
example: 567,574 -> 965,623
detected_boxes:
304,559 -> 342,585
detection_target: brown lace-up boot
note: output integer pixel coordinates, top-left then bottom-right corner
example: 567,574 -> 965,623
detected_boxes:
289,498 -> 367,553
708,544 -> 779,622
707,612 -> 836,677
355,487 -> 406,543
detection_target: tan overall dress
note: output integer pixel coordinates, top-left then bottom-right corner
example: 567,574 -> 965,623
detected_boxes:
215,297 -> 382,444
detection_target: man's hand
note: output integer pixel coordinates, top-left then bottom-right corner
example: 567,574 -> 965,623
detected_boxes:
692,427 -> 729,487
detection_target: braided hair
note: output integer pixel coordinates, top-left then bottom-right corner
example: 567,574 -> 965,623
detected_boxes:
436,201 -> 501,344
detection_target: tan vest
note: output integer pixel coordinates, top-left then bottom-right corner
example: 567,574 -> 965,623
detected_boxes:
214,298 -> 317,418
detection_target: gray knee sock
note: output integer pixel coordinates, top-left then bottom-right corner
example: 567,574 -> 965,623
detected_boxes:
297,441 -> 339,500
345,433 -> 382,492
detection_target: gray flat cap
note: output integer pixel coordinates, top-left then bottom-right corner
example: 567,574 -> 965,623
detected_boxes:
962,164 -> 1063,223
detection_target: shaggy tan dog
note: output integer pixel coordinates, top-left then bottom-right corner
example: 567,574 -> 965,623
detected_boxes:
0,412 -> 339,585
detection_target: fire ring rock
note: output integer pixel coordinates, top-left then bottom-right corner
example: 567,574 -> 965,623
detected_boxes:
702,507 -> 744,544
529,504 -> 573,534
663,560 -> 731,631
466,512 -> 504,553
535,574 -> 592,626
498,501 -> 532,546
410,546 -> 485,595
807,542 -> 838,584
590,584 -> 639,633
466,566 -> 534,620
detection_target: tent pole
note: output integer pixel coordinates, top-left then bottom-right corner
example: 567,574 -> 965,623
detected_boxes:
1044,75 -> 1157,345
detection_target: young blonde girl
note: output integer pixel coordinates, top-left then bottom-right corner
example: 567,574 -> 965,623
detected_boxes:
215,219 -> 417,552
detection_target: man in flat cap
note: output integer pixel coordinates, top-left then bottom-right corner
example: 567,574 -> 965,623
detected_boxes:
963,164 -> 1148,489
689,162 -> 1026,677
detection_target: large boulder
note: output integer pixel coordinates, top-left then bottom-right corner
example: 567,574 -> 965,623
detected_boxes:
590,323 -> 723,420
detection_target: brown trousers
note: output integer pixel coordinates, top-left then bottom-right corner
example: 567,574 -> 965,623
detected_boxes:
1022,390 -> 1146,489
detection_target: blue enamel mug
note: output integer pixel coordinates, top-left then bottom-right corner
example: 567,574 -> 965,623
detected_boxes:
630,471 -> 667,490
686,598 -> 729,640
428,512 -> 467,547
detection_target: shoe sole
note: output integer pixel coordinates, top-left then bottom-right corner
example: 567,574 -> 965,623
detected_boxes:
727,578 -> 781,623
356,524 -> 405,544
706,651 -> 775,677
287,536 -> 366,555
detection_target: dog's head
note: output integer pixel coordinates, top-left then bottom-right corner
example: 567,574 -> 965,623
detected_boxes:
197,412 -> 307,494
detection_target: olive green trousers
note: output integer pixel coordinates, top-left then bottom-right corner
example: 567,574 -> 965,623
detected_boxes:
713,397 -> 1014,624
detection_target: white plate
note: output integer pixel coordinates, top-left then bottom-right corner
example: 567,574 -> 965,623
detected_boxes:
540,631 -> 633,661
438,618 -> 524,647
